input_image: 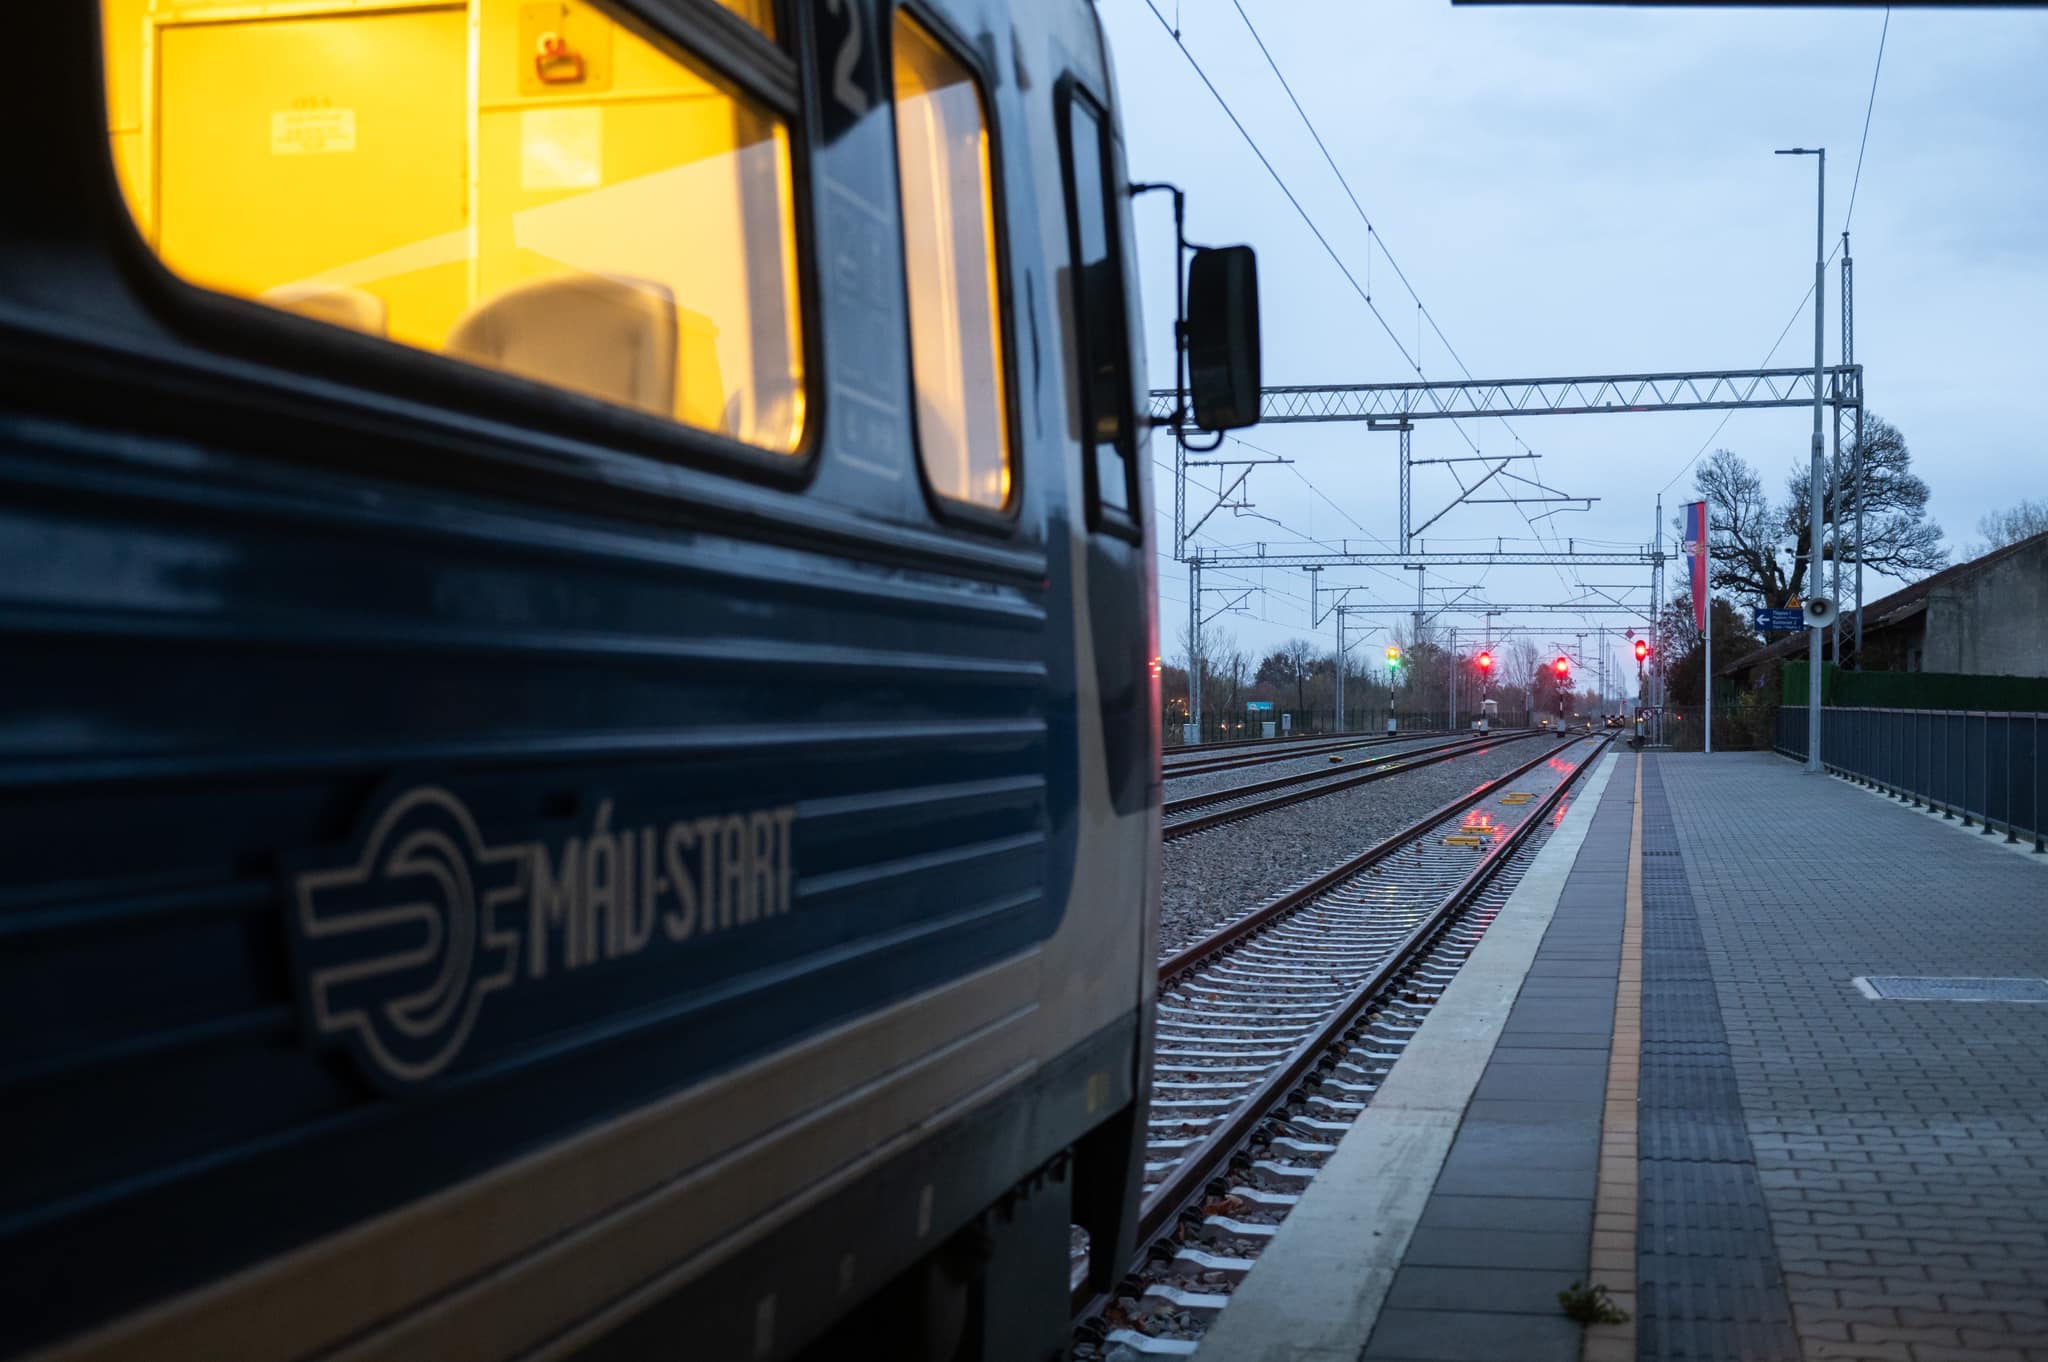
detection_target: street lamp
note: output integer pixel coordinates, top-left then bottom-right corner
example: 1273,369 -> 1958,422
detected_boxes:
1777,145 -> 1826,773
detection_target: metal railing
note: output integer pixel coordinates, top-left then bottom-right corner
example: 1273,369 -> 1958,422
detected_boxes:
1775,706 -> 2046,851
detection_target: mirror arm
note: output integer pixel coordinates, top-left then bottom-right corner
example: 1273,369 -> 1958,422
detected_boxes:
1129,180 -> 1208,451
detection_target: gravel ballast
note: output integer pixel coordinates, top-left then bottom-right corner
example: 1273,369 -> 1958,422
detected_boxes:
1157,733 -> 1570,957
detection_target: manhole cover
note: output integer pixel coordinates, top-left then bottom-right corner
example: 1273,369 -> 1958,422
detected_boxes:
1854,976 -> 2048,1003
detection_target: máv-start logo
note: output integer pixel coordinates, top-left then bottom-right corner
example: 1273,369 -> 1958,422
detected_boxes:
285,784 -> 798,1091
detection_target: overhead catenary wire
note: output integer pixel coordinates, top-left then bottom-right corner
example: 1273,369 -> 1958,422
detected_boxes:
1152,0 -> 1560,610
1221,0 -> 1596,603
1138,0 -> 1421,372
1658,6 -> 1889,497
1655,244 -> 1840,496
1844,7 -> 1890,233
1155,1 -> 1594,617
1224,0 -> 1522,430
1167,440 -> 1419,597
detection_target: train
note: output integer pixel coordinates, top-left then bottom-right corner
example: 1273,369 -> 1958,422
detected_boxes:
1,2 -> 1257,1359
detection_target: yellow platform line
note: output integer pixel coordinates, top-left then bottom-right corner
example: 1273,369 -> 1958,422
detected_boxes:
1584,754 -> 1643,1362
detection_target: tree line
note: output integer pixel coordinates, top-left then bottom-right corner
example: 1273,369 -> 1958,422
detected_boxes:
1165,625 -> 1611,736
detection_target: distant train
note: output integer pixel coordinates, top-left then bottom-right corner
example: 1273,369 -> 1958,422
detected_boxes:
1,3 -> 1256,1360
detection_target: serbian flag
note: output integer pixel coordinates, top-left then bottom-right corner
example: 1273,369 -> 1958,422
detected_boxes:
1682,500 -> 1709,632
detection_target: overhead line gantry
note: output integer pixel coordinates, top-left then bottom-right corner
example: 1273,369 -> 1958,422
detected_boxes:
1156,361 -> 1866,739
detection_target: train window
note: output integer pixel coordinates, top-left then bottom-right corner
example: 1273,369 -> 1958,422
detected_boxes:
712,0 -> 777,40
1060,90 -> 1139,535
97,0 -> 806,454
891,11 -> 1013,513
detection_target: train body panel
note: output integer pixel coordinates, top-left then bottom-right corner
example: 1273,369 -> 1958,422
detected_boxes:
0,0 -> 1161,1357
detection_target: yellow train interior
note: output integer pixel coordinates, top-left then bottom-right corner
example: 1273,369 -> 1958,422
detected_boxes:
100,0 -> 802,450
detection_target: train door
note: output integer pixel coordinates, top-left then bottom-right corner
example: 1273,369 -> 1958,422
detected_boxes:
1058,80 -> 1151,814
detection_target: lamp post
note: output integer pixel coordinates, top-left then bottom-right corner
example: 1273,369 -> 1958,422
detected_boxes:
1777,146 -> 1826,773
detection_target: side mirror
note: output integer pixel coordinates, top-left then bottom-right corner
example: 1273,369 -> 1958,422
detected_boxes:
1186,245 -> 1261,431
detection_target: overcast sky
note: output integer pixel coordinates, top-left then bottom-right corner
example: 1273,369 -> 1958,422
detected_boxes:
1100,0 -> 2048,686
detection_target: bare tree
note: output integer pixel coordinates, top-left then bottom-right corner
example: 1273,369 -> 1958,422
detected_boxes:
1176,621 -> 1248,733
1693,412 -> 1946,609
1976,499 -> 2048,553
1174,621 -> 1203,681
1695,448 -> 1783,603
1303,650 -> 1338,721
1498,640 -> 1538,698
1200,629 -> 1248,732
1783,414 -> 1945,592
1281,637 -> 1316,715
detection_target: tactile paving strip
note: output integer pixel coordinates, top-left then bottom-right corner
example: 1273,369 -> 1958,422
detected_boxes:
1637,1115 -> 1754,1164
1639,980 -> 1730,1045
1636,760 -> 1801,1361
1639,1061 -> 1747,1148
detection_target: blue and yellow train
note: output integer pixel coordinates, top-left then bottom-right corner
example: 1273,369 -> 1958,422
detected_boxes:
1,1 -> 1256,1358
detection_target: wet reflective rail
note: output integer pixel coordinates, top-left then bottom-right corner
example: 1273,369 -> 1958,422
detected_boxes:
1073,733 -> 1613,1357
1163,731 -> 1456,779
1161,731 -> 1547,841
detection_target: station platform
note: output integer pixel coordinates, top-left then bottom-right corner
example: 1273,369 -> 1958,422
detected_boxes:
1195,750 -> 2048,1362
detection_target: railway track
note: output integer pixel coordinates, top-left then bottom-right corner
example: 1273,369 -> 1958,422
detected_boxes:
1161,730 -> 1363,760
1161,730 -> 1550,841
1163,731 -> 1455,779
1074,733 -> 1614,1356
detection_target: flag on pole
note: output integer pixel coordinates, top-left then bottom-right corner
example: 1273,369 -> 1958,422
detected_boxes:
1682,501 -> 1709,633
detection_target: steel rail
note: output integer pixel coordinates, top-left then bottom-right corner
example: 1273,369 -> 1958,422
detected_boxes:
1163,730 -> 1459,779
1158,734 -> 1597,991
1162,732 -> 1532,815
1073,735 -> 1613,1325
1161,730 -> 1550,840
1162,729 -> 1412,760
1141,736 -> 1609,1244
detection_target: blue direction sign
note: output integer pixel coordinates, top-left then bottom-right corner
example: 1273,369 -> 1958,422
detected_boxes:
1753,607 -> 1805,632
1246,701 -> 1275,712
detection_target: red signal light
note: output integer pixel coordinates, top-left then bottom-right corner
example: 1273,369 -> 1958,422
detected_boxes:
1634,639 -> 1649,662
1476,650 -> 1494,672
1553,656 -> 1570,678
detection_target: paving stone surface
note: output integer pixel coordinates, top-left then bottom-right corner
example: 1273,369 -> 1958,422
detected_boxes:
1654,753 -> 2048,1362
1637,758 -> 1802,1361
1358,758 -> 1637,1362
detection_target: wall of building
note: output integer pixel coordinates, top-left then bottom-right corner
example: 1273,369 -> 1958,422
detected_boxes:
1859,615 -> 1928,673
1921,537 -> 2048,678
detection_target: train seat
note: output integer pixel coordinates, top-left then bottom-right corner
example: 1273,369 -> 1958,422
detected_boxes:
261,284 -> 390,337
444,274 -> 678,418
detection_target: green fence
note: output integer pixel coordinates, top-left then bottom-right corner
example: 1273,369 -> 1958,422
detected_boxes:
1783,663 -> 2048,712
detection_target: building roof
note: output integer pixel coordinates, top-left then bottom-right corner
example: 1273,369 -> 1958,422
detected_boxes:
1717,529 -> 2048,676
